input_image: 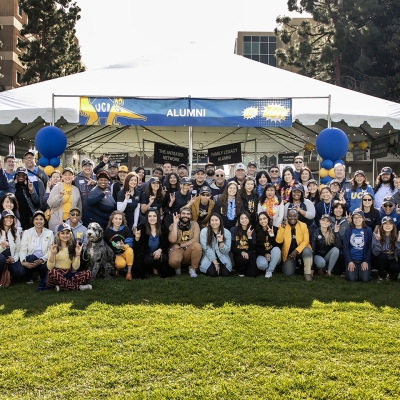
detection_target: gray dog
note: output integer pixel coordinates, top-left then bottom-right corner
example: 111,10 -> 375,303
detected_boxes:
84,222 -> 115,280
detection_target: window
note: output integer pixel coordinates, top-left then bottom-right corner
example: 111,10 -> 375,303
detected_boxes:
16,71 -> 22,85
18,5 -> 22,17
17,37 -> 23,51
242,35 -> 277,66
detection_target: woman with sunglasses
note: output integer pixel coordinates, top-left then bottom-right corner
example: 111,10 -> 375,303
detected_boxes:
255,171 -> 271,197
257,183 -> 284,228
240,177 -> 258,228
345,170 -> 374,213
343,210 -> 372,282
46,223 -> 91,291
140,177 -> 164,224
190,186 -> 215,228
360,192 -> 381,232
117,172 -> 141,230
378,196 -> 400,230
279,167 -> 297,204
213,181 -> 243,230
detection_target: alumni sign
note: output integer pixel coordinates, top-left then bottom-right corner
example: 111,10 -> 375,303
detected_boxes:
208,143 -> 242,165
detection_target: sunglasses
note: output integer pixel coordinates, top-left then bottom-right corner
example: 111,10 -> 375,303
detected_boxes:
200,193 -> 210,196
294,161 -> 303,164
70,212 -> 80,217
383,204 -> 394,208
270,170 -> 279,173
363,198 -> 372,202
215,174 -> 224,177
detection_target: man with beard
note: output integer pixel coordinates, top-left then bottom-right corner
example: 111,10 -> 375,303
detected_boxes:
168,207 -> 202,278
161,162 -> 172,185
209,168 -> 227,200
205,162 -> 216,184
333,163 -> 351,193
227,163 -> 246,188
191,167 -> 209,196
13,167 -> 40,230
23,150 -> 47,209
374,167 -> 397,209
73,158 -> 97,221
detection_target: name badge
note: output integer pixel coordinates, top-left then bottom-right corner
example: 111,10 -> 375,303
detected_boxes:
127,199 -> 132,203
79,180 -> 85,184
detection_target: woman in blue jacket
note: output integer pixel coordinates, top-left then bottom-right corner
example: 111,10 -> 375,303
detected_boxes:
343,209 -> 372,282
345,170 -> 374,213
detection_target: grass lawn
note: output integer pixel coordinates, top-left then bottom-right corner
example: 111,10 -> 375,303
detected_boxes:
1,273 -> 400,399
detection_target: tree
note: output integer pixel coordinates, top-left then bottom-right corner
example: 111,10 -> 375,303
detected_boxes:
17,0 -> 85,84
275,0 -> 400,102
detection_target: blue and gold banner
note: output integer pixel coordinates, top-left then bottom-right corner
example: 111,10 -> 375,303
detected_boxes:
79,97 -> 292,127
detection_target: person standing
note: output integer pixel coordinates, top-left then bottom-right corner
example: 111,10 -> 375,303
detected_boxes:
333,163 -> 351,193
209,169 -> 227,200
292,156 -> 305,182
190,186 -> 215,229
227,163 -> 246,188
257,183 -> 284,228
374,167 -> 397,209
213,181 -> 243,230
247,161 -> 257,179
117,172 -> 141,230
191,168 -> 209,195
205,163 -> 216,184
346,170 -> 374,213
268,165 -> 281,187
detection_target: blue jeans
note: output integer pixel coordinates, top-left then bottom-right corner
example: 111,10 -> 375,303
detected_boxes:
314,247 -> 340,272
256,247 -> 282,272
346,260 -> 371,283
0,251 -> 25,278
282,247 -> 313,275
24,255 -> 48,281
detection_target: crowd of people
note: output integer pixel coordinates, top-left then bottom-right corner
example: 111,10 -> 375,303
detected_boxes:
1,151 -> 400,291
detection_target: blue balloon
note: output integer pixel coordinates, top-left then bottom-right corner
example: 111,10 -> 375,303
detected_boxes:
333,159 -> 345,166
321,159 -> 334,170
35,126 -> 67,158
321,176 -> 333,185
38,157 -> 50,167
316,128 -> 348,161
50,157 -> 60,168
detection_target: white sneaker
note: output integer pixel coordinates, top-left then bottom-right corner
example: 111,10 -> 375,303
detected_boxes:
238,274 -> 245,277
79,284 -> 92,291
265,271 -> 272,278
189,269 -> 198,278
175,268 -> 181,275
55,285 -> 60,292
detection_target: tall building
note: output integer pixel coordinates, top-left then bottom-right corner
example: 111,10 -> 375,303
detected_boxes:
0,0 -> 27,90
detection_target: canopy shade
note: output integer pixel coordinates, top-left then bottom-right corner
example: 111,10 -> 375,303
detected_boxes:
0,46 -> 399,156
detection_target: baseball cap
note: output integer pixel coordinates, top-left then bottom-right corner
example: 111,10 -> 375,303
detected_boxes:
351,209 -> 365,218
57,223 -> 72,233
247,161 -> 257,168
180,177 -> 192,185
381,216 -> 395,225
1,209 -> 15,218
292,184 -> 304,192
118,165 -> 129,173
69,207 -> 81,214
178,164 -> 188,170
81,158 -> 94,167
62,167 -> 75,175
329,179 -> 340,186
382,196 -> 395,205
199,186 -> 212,195
235,163 -> 246,171
205,162 -> 215,168
14,166 -> 29,177
108,162 -> 118,169
96,170 -> 111,181
149,177 -> 160,184
354,170 -> 366,178
33,210 -> 46,219
23,150 -> 35,158
195,168 -> 205,174
380,167 -> 392,175
307,179 -> 318,186
320,214 -> 331,220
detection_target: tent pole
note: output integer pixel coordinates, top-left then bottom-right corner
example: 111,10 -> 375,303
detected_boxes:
327,95 -> 332,128
51,93 -> 55,126
188,126 -> 193,177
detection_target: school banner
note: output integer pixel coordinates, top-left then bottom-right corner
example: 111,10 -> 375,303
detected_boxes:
79,97 -> 292,127
208,143 -> 242,165
153,142 -> 189,166
278,152 -> 299,164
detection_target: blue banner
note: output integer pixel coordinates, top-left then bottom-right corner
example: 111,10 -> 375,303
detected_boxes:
79,97 -> 292,127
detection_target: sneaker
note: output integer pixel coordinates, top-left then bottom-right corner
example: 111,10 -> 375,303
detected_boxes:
189,269 -> 197,278
385,274 -> 390,281
304,274 -> 313,282
377,276 -> 383,283
26,280 -> 33,284
36,276 -> 41,282
55,285 -> 61,292
175,268 -> 182,275
79,284 -> 92,291
398,273 -> 400,281
238,274 -> 245,277
265,271 -> 272,278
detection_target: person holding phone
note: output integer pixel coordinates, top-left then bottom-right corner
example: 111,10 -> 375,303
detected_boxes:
117,172 -> 141,230
46,223 -> 92,291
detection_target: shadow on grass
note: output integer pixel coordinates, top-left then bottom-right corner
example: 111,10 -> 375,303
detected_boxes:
1,272 -> 399,317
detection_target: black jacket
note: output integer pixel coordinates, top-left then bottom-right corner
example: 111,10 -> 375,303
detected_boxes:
311,228 -> 341,257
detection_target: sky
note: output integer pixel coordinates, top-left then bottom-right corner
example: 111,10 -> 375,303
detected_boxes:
75,0 -> 304,70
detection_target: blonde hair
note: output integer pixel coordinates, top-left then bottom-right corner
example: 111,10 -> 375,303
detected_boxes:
320,217 -> 335,245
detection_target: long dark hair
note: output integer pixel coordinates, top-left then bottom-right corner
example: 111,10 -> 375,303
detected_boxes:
237,211 -> 251,237
255,171 -> 271,186
259,183 -> 282,205
54,230 -> 76,261
0,214 -> 17,242
145,209 -> 162,236
145,179 -> 164,203
256,211 -> 271,246
240,177 -> 256,198
306,181 -> 320,204
165,172 -> 180,192
350,174 -> 369,191
360,192 -> 374,212
374,172 -> 396,193
206,213 -> 224,247
332,200 -> 346,216
378,220 -> 397,248
123,172 -> 138,193
298,166 -> 312,184
219,181 -> 242,216
279,167 -> 295,191
0,193 -> 19,213
288,187 -> 305,203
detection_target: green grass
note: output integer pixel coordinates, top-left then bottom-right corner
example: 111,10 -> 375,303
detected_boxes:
1,274 -> 400,399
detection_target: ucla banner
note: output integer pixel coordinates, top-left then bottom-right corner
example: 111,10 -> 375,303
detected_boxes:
79,97 -> 292,127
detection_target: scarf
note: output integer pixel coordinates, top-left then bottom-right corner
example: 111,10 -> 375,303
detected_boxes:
227,198 -> 236,220
262,195 -> 279,218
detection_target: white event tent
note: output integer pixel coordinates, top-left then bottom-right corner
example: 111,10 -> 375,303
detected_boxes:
0,46 -> 399,168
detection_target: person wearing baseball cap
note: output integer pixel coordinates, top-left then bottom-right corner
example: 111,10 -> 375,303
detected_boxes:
190,186 -> 215,228
374,166 -> 397,209
345,170 -> 374,213
177,164 -> 189,180
22,149 -> 48,195
73,158 -> 97,219
378,196 -> 400,230
93,155 -> 118,182
191,167 -> 210,196
64,207 -> 87,249
372,216 -> 400,282
343,208 -> 372,282
227,163 -> 246,188
47,166 -> 82,232
205,162 -> 216,184
247,161 -> 257,179
139,176 -> 163,224
85,169 -> 116,229
110,165 -> 129,202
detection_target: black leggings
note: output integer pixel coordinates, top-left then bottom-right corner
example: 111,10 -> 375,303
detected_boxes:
143,253 -> 175,277
372,253 -> 400,279
206,263 -> 231,277
233,252 -> 258,277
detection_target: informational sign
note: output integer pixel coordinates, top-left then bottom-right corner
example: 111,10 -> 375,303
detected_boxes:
352,147 -> 366,161
109,153 -> 129,163
370,138 -> 389,159
278,152 -> 299,164
208,143 -> 242,165
153,142 -> 188,166
79,97 -> 292,127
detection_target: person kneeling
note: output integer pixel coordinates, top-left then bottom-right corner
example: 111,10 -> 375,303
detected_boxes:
46,223 -> 91,291
276,209 -> 313,282
199,213 -> 232,277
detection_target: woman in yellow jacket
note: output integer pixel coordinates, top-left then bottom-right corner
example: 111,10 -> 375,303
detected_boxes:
276,208 -> 313,282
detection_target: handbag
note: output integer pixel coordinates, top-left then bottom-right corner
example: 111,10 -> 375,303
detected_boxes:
0,264 -> 11,287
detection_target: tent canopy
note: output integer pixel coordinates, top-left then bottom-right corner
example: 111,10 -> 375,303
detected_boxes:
0,46 -> 399,157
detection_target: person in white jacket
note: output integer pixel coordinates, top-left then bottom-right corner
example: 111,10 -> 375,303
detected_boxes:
20,210 -> 54,284
0,209 -> 24,280
257,183 -> 284,227
47,167 -> 82,231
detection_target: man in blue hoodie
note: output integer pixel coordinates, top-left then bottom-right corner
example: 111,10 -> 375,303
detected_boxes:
379,196 -> 400,230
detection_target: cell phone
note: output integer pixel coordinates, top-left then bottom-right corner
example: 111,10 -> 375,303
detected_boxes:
78,241 -> 82,246
191,190 -> 197,196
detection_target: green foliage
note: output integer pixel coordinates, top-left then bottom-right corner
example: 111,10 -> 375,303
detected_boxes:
275,0 -> 400,102
1,274 -> 400,398
17,0 -> 85,84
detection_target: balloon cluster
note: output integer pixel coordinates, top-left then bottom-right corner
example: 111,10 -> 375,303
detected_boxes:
315,128 -> 348,185
34,127 -> 67,176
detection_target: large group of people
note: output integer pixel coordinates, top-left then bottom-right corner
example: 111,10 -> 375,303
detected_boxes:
1,151 -> 400,291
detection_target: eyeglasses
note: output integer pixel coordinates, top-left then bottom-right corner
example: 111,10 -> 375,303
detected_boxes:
200,193 -> 210,197
215,174 -> 224,177
70,212 -> 80,217
270,170 -> 279,173
363,199 -> 372,202
294,161 -> 303,164
383,204 -> 394,208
